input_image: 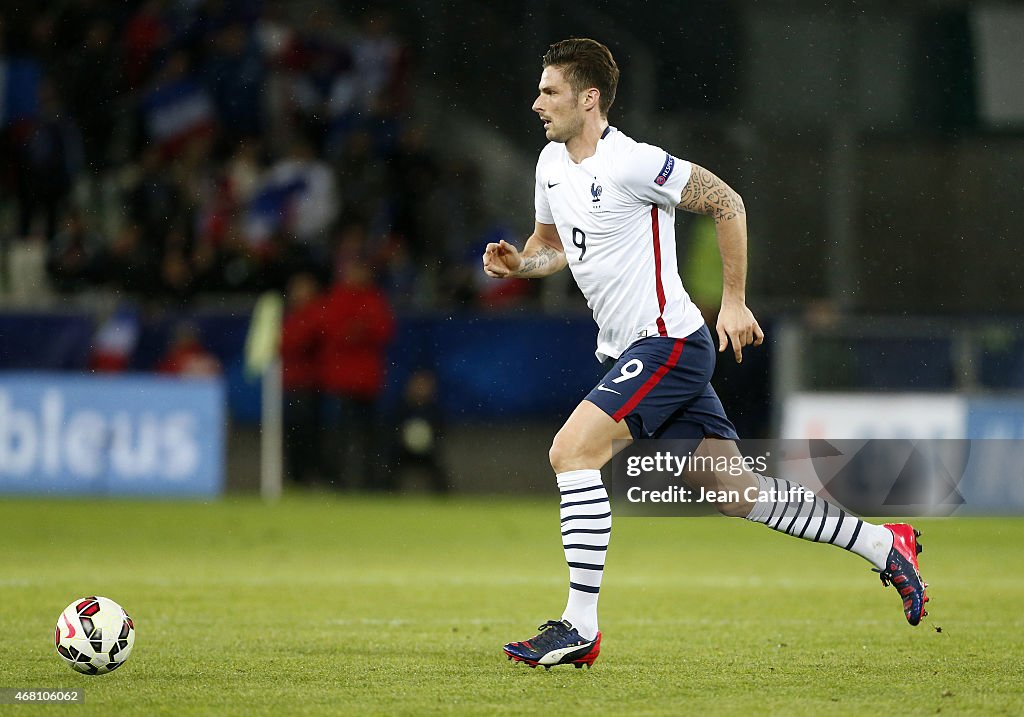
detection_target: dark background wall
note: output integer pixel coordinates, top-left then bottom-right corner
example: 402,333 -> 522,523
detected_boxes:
374,0 -> 1023,312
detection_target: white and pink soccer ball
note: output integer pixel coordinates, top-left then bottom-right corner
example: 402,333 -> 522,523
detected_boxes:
54,596 -> 135,674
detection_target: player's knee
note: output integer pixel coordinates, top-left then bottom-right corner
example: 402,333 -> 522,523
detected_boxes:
548,432 -> 590,473
547,434 -> 572,473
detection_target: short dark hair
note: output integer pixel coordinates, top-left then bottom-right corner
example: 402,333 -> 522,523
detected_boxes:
542,38 -> 619,117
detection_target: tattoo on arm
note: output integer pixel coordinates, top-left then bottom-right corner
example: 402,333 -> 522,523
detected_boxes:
516,244 -> 562,277
678,165 -> 746,222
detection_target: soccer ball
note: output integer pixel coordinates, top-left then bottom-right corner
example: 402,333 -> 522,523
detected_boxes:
54,596 -> 135,675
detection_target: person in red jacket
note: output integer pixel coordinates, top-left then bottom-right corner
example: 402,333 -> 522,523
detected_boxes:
280,271 -> 325,486
319,259 -> 395,490
156,322 -> 221,377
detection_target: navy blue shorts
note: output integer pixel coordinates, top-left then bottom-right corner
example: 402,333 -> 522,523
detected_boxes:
585,324 -> 738,440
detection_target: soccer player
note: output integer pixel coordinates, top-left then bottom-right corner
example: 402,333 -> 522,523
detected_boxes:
482,38 -> 929,670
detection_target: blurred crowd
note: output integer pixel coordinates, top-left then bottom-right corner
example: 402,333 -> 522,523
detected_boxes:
1,0 -> 510,309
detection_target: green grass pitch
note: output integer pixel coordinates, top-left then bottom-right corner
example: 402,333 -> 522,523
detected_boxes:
2,495 -> 1022,716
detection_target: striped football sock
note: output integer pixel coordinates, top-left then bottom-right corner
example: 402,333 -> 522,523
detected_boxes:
744,473 -> 893,570
556,469 -> 611,641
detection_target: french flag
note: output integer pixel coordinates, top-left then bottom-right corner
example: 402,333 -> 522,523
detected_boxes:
142,78 -> 215,155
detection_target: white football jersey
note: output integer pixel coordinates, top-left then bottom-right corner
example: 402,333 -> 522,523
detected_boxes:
535,127 -> 706,361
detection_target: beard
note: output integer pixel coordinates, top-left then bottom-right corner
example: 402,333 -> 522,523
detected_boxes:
546,113 -> 585,144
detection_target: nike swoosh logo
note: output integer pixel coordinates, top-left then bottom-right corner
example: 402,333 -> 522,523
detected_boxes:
596,384 -> 621,395
63,613 -> 77,639
547,181 -> 561,188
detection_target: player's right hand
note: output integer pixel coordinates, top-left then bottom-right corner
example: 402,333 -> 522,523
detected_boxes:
482,240 -> 522,278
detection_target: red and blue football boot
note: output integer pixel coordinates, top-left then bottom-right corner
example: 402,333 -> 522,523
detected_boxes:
877,523 -> 930,626
503,620 -> 601,669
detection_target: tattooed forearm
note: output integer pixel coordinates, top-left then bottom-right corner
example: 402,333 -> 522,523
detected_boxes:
515,244 -> 566,277
678,164 -> 750,302
677,165 -> 746,222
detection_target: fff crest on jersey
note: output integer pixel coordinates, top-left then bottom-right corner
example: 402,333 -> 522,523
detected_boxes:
591,182 -> 603,203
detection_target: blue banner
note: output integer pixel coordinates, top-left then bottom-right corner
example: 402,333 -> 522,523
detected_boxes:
0,374 -> 225,497
960,399 -> 1024,511
967,398 -> 1024,439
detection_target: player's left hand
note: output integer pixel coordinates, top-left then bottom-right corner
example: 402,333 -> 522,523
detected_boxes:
716,301 -> 764,363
